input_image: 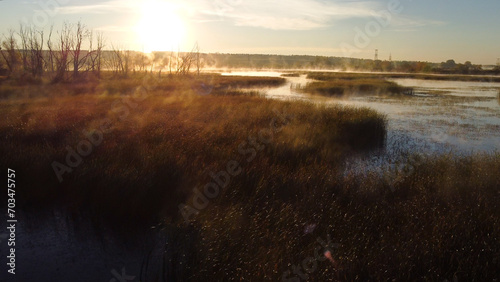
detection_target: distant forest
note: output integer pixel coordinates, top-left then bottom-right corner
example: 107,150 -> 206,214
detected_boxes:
199,53 -> 500,74
3,49 -> 499,79
1,22 -> 499,81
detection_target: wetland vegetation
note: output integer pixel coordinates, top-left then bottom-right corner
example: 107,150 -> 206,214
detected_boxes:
1,20 -> 499,282
299,76 -> 413,97
1,70 -> 499,281
1,0 -> 500,276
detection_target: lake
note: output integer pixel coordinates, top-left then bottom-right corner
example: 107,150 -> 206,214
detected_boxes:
222,71 -> 500,154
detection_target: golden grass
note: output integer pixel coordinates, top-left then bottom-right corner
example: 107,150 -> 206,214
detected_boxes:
306,79 -> 411,96
0,74 -> 498,280
301,73 -> 413,97
0,75 -> 385,218
0,72 -> 286,98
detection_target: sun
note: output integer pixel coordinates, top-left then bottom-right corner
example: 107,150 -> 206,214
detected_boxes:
136,0 -> 186,53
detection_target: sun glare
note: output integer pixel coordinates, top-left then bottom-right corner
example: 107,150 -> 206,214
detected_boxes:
136,0 -> 185,53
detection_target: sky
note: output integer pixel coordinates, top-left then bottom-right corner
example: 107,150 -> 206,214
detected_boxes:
0,0 -> 499,65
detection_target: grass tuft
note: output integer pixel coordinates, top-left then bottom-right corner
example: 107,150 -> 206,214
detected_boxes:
302,72 -> 413,97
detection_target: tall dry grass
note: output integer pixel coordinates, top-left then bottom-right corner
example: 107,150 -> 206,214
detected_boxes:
302,72 -> 413,97
0,74 -> 498,280
0,74 -> 385,225
182,153 -> 500,281
301,79 -> 413,97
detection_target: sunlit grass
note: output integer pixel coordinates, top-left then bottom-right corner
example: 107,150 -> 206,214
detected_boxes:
0,74 -> 498,280
0,72 -> 286,99
301,72 -> 413,97
0,74 -> 385,220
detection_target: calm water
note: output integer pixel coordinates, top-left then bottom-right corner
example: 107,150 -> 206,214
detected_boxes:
222,71 -> 500,153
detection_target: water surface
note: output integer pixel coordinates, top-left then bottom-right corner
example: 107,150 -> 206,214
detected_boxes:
223,71 -> 500,153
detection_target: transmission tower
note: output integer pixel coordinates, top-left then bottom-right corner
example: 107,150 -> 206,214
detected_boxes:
374,49 -> 379,61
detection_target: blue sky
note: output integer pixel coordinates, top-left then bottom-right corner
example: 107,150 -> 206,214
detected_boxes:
1,0 -> 499,64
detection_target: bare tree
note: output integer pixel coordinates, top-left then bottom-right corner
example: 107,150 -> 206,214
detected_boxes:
18,25 -> 29,73
87,31 -> 105,78
15,25 -> 45,78
195,42 -> 200,76
1,22 -> 109,82
109,44 -> 131,76
49,23 -> 72,83
70,21 -> 92,79
160,55 -> 170,77
46,26 -> 56,74
175,44 -> 201,75
109,44 -> 122,74
131,52 -> 149,73
0,29 -> 20,75
124,50 -> 131,76
47,22 -> 96,82
0,55 -> 5,75
27,27 -> 44,78
169,51 -> 174,74
152,51 -> 169,77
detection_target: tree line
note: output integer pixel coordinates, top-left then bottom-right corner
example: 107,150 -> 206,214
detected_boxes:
1,22 -> 498,82
0,21 -> 203,83
201,53 -> 500,74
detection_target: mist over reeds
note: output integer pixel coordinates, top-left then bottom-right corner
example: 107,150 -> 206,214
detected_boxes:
0,72 -> 498,281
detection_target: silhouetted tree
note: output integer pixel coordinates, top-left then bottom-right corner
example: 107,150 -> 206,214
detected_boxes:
70,21 -> 94,79
15,25 -> 45,78
87,31 -> 105,78
0,29 -> 20,75
109,44 -> 131,76
48,23 -> 72,83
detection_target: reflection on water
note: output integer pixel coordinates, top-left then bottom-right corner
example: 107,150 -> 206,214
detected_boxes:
4,210 -> 146,281
263,74 -> 312,101
338,78 -> 500,153
4,209 -> 194,281
390,78 -> 500,97
223,71 -> 500,153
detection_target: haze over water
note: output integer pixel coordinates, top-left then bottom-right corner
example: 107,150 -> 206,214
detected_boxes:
223,71 -> 500,153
